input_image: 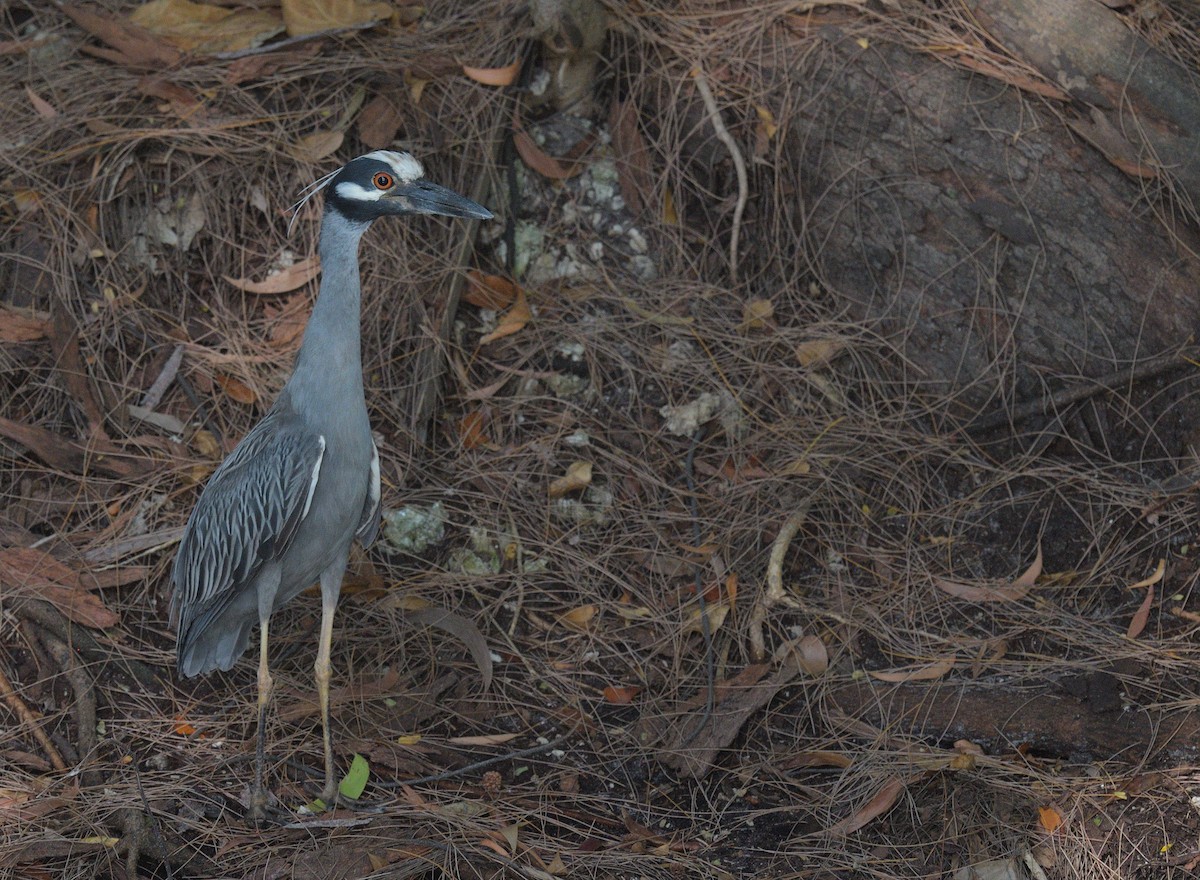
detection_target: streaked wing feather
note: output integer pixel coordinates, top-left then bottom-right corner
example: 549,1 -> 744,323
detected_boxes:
355,438 -> 381,546
171,415 -> 325,633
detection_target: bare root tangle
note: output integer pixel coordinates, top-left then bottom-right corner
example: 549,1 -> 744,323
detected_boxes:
3,1 -> 1200,878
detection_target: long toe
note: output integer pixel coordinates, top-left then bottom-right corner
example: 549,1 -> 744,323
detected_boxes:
319,778 -> 339,811
246,785 -> 284,826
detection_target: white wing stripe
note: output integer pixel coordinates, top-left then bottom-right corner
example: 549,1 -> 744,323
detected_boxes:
367,440 -> 380,512
301,436 -> 326,520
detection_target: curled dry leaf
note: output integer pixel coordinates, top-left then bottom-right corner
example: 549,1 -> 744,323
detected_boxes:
224,255 -> 320,295
479,288 -> 531,344
780,750 -> 854,769
827,775 -> 905,836
129,0 -> 283,54
1126,558 -> 1164,639
1038,805 -> 1063,834
796,338 -> 846,368
548,461 -> 592,498
357,93 -> 404,150
935,544 -> 1042,603
1129,558 -> 1165,590
796,634 -> 828,675
559,604 -> 597,631
281,0 -> 393,38
288,130 -> 344,163
465,271 -> 519,310
755,105 -> 778,139
603,685 -> 642,704
462,59 -> 521,86
739,298 -> 775,331
683,601 -> 729,636
448,733 -> 519,746
609,98 -> 653,216
215,373 -> 257,405
0,305 -> 51,342
265,295 -> 309,349
59,4 -> 184,68
868,655 -> 956,682
0,548 -> 119,630
25,86 -> 57,119
511,119 -> 594,180
404,607 -> 493,691
458,410 -> 491,450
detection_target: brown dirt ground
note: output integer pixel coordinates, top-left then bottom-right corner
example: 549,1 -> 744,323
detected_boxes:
4,2 -> 1200,879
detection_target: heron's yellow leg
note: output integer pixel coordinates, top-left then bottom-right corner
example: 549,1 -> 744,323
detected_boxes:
249,620 -> 273,821
314,596 -> 338,807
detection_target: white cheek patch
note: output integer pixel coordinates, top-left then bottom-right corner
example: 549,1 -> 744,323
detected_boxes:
335,180 -> 384,202
363,149 -> 424,183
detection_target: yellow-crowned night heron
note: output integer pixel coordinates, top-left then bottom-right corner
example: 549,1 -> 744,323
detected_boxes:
171,151 -> 492,820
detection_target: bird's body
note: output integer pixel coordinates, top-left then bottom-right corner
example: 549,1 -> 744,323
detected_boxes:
170,150 -> 491,819
173,213 -> 378,677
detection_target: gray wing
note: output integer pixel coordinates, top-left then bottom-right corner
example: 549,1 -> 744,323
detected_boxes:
354,437 -> 381,547
171,413 -> 325,640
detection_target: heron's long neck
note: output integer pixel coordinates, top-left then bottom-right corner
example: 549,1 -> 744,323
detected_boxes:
287,209 -> 371,410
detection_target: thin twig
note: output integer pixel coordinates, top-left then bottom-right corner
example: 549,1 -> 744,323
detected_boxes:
40,631 -> 99,785
692,67 -> 749,287
0,661 -> 67,771
374,734 -> 571,788
748,503 -> 811,662
966,347 -> 1196,433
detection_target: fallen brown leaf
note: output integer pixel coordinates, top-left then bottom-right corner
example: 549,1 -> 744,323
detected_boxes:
281,0 -> 393,37
935,544 -> 1042,603
479,288 -> 531,344
0,548 -> 120,629
513,127 -> 586,180
559,604 -> 597,631
60,3 -> 183,68
288,130 -> 344,163
404,607 -> 493,692
264,294 -> 309,349
1128,561 -> 1162,637
796,338 -> 846,368
128,0 -> 283,54
609,98 -> 653,216
739,298 -> 774,331
462,59 -> 521,86
215,374 -> 257,405
0,305 -> 50,342
603,685 -> 642,704
224,255 -> 320,295
0,416 -> 152,479
25,86 -> 57,119
458,410 -> 491,450
548,461 -> 592,498
357,94 -> 404,150
1038,804 -> 1063,833
795,634 -> 828,675
464,271 -> 519,310
868,655 -> 956,682
827,776 -> 906,835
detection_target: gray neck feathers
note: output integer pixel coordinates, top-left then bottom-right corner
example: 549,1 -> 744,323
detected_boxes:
286,208 -> 371,413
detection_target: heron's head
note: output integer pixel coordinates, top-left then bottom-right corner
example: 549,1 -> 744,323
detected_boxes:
321,150 -> 493,224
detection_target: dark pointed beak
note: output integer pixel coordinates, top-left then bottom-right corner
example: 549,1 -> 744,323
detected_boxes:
387,180 -> 493,220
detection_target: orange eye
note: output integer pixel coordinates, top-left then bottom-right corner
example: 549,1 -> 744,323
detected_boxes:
372,171 -> 394,190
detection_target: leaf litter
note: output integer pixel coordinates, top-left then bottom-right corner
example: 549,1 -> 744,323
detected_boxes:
4,2 -> 1200,879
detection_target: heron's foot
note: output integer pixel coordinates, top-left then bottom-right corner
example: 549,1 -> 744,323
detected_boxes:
320,779 -> 339,809
246,786 -> 286,826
